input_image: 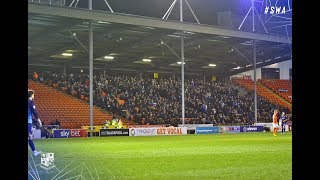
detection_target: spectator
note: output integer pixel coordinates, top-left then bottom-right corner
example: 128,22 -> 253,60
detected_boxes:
33,72 -> 39,81
118,119 -> 123,129
34,71 -> 291,126
51,119 -> 61,128
105,120 -> 110,127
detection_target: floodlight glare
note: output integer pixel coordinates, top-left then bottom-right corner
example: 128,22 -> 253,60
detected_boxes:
142,59 -> 152,62
62,53 -> 72,57
104,56 -> 114,60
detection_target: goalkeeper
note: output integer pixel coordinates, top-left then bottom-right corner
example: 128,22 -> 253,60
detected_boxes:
28,89 -> 42,156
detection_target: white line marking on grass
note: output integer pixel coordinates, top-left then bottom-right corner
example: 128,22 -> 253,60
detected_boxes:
54,163 -> 83,180
80,163 -> 84,177
91,161 -> 100,180
105,166 -> 115,180
84,163 -> 95,180
80,164 -> 87,180
28,170 -> 37,180
64,175 -> 80,180
28,162 -> 38,180
50,160 -> 75,180
29,149 -> 40,180
55,166 -> 60,172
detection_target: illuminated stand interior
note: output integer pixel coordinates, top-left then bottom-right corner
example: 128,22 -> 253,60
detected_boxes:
28,0 -> 291,129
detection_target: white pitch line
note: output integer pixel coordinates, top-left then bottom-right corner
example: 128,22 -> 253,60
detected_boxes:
64,175 -> 81,180
29,150 -> 40,180
55,166 -> 61,172
84,163 -> 95,180
28,170 -> 37,180
80,163 -> 84,177
105,166 -> 115,180
91,162 -> 100,180
54,163 -> 83,180
28,162 -> 38,180
50,160 -> 75,180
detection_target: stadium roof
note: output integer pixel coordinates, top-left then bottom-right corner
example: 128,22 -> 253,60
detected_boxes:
28,0 -> 292,76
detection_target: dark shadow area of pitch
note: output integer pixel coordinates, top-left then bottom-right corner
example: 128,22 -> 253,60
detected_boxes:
28,148 -> 107,180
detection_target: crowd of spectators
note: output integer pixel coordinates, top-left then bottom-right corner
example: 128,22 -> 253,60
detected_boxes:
33,71 -> 291,126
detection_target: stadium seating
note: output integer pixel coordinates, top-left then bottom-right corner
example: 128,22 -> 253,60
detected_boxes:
33,71 -> 291,125
232,78 -> 291,110
258,79 -> 292,103
28,80 -> 133,129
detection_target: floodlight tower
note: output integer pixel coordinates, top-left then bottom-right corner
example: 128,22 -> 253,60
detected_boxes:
162,0 -> 200,24
179,0 -> 185,127
88,0 -> 93,137
238,0 -> 268,33
162,0 -> 200,126
69,0 -> 114,12
238,0 -> 266,124
86,0 -> 113,136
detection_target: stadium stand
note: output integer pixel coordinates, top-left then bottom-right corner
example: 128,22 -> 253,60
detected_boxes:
258,79 -> 292,103
30,71 -> 291,126
28,80 -> 133,129
232,78 -> 291,111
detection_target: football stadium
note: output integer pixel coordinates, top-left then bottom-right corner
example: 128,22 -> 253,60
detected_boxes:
28,0 -> 292,179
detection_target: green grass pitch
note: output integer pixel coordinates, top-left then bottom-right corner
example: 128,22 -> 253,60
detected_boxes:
28,132 -> 292,180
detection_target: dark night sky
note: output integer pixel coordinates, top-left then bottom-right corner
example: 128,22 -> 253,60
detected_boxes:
65,0 -> 292,36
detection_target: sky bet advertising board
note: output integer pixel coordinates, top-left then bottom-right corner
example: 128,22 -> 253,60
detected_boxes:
53,129 -> 87,138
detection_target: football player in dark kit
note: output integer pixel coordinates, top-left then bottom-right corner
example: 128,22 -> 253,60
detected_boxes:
280,111 -> 287,134
28,89 -> 42,156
